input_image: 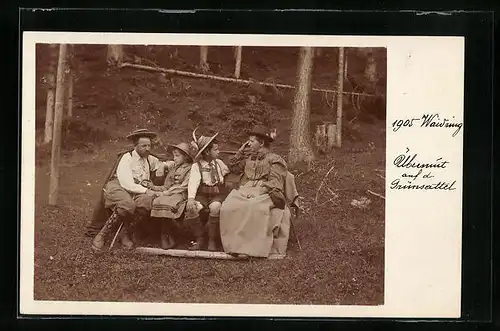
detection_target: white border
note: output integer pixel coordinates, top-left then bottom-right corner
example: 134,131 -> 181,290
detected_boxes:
21,32 -> 464,318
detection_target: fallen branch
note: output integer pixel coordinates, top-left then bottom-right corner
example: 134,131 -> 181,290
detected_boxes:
135,247 -> 286,260
314,163 -> 336,203
367,189 -> 385,200
376,173 -> 385,180
119,62 -> 376,97
317,197 -> 337,207
327,187 -> 338,198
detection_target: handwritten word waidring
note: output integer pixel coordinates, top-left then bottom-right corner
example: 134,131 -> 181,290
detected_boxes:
420,114 -> 463,137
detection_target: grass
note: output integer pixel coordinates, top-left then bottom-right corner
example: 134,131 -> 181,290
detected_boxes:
33,139 -> 384,305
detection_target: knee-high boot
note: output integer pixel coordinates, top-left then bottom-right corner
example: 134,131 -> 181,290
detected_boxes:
92,210 -> 120,251
120,222 -> 134,249
188,217 -> 206,251
207,216 -> 220,252
160,219 -> 176,250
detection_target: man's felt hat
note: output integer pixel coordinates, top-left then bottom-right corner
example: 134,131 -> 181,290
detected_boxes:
126,129 -> 157,141
247,125 -> 276,142
167,142 -> 194,162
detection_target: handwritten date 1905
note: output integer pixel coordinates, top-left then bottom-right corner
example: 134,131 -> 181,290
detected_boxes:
392,118 -> 420,132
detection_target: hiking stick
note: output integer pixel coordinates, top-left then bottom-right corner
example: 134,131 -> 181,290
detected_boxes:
290,217 -> 302,250
109,222 -> 123,251
289,204 -> 302,250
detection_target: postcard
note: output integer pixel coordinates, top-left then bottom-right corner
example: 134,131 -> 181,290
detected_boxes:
20,32 -> 464,318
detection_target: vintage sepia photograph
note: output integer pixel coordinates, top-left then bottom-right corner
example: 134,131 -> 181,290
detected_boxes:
31,41 -> 387,306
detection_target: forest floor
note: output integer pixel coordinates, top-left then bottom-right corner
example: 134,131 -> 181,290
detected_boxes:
32,45 -> 386,305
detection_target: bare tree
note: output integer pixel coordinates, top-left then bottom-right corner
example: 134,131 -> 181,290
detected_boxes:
289,47 -> 315,167
48,44 -> 68,206
199,46 -> 209,72
358,47 -> 378,91
234,46 -> 242,78
66,44 -> 74,118
107,45 -> 123,66
43,44 -> 58,144
336,47 -> 345,147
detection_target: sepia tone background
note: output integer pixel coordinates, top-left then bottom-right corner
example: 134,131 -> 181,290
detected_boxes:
33,44 -> 386,305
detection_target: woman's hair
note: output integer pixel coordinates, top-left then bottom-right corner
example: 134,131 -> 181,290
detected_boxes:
173,148 -> 190,163
202,139 -> 218,157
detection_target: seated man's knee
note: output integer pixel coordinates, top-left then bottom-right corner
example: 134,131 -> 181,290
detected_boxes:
208,201 -> 221,217
135,207 -> 149,219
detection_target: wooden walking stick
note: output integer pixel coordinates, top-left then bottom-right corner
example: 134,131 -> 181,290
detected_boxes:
290,217 -> 302,250
109,222 -> 123,251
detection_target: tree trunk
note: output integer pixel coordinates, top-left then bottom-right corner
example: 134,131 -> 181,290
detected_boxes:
107,45 -> 123,66
234,46 -> 242,78
199,46 -> 209,72
363,48 -> 377,91
336,47 -> 345,147
289,47 -> 315,167
66,45 -> 74,118
48,44 -> 68,206
66,73 -> 73,118
43,44 -> 58,144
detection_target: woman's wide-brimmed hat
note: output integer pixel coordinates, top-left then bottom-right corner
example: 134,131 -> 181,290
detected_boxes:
166,142 -> 194,162
126,128 -> 157,141
191,127 -> 219,160
247,125 -> 276,142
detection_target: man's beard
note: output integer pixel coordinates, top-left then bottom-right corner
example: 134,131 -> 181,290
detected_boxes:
138,150 -> 150,158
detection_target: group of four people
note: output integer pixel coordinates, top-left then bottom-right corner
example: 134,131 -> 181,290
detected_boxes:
87,125 -> 295,258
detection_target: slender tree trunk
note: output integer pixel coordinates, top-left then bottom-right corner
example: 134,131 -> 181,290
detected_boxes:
48,44 -> 68,206
107,45 -> 123,66
336,47 -> 345,147
66,73 -> 73,118
289,47 -> 315,167
199,46 -> 209,72
66,45 -> 74,118
363,48 -> 377,90
43,44 -> 58,144
234,46 -> 242,78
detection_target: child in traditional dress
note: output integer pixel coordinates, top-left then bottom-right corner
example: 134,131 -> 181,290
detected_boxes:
185,128 -> 230,251
150,142 -> 194,249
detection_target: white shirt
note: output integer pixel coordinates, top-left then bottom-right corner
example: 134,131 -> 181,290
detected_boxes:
115,150 -> 164,194
187,159 -> 230,199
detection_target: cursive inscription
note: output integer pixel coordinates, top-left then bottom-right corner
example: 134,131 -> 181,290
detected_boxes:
390,148 -> 456,191
394,148 -> 449,169
390,178 -> 456,190
392,113 -> 463,137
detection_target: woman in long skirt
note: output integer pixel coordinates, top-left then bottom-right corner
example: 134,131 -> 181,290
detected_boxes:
219,125 -> 290,258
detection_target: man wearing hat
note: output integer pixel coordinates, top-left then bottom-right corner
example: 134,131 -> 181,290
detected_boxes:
185,128 -> 230,251
90,129 -> 165,251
